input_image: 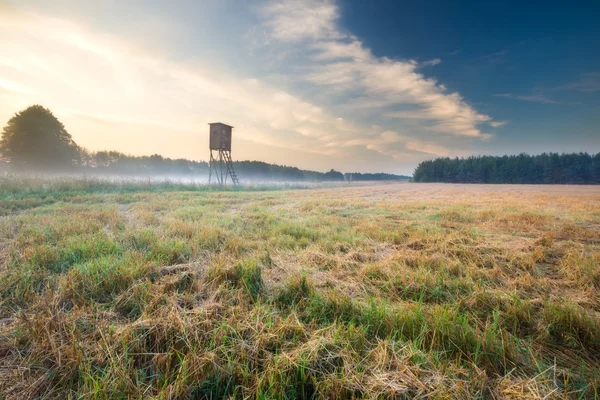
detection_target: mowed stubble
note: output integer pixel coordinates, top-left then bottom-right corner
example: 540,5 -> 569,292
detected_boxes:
0,178 -> 599,399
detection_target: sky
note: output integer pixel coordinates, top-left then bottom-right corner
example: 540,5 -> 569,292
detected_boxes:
0,0 -> 598,175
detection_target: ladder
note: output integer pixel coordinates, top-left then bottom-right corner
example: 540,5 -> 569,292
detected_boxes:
223,151 -> 240,185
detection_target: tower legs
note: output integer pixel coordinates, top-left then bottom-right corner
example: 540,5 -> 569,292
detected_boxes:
209,150 -> 239,186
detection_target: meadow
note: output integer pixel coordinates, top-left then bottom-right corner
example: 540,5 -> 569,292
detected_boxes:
0,177 -> 599,399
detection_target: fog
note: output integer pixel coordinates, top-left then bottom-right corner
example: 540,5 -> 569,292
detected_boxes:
0,170 -> 383,190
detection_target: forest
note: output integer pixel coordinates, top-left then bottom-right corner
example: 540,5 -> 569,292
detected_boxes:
344,172 -> 411,181
0,105 -> 407,182
413,153 -> 600,184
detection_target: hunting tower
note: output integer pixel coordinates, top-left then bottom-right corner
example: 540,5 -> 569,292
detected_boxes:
208,122 -> 239,185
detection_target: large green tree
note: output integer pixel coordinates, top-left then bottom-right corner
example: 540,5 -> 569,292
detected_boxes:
0,105 -> 80,170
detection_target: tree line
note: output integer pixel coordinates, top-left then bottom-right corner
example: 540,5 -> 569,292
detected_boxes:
413,153 -> 600,184
79,154 -> 349,181
0,105 -> 410,182
345,172 -> 411,181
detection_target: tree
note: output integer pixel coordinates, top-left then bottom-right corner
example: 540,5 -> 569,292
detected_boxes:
593,153 -> 600,184
0,105 -> 80,171
323,169 -> 344,181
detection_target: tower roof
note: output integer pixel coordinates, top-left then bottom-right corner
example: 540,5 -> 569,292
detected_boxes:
208,122 -> 234,128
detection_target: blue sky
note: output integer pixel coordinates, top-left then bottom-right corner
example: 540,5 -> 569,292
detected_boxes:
0,0 -> 598,174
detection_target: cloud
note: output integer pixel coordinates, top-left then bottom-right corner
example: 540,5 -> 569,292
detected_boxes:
260,0 -> 341,42
2,9 -> 389,172
483,48 -> 510,64
380,130 -> 402,143
421,58 -> 441,67
489,120 -> 508,128
0,77 -> 33,95
0,1 -> 495,174
562,72 -> 600,92
405,140 -> 449,156
259,0 -> 499,138
494,93 -> 560,104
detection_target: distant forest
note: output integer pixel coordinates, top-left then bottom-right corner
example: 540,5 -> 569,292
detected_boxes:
0,105 -> 409,182
413,153 -> 600,184
74,154 -> 412,181
344,172 -> 411,181
82,153 -> 358,181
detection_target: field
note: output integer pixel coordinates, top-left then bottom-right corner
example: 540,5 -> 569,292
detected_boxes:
1,177 -> 599,399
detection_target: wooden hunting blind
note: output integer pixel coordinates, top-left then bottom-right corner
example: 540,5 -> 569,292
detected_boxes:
209,122 -> 232,151
208,122 -> 239,185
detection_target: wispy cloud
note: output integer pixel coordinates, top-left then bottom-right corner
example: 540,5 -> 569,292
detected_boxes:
261,0 -> 341,42
0,1 -> 502,173
493,93 -> 560,104
327,128 -> 450,157
562,72 -> 600,92
421,58 -> 441,67
0,9 -> 364,166
0,77 -> 33,95
489,120 -> 508,128
482,48 -> 510,64
259,0 -> 499,139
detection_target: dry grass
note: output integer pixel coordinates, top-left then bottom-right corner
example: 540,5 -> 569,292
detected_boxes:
0,178 -> 599,399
